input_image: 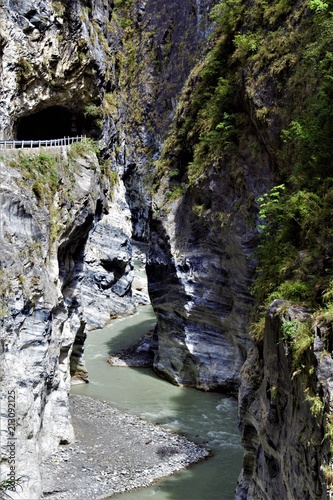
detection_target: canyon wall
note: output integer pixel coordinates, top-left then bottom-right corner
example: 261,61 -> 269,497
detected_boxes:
146,0 -> 333,495
0,146 -> 136,498
145,12 -> 277,391
147,155 -> 272,392
0,2 -> 129,496
237,301 -> 333,499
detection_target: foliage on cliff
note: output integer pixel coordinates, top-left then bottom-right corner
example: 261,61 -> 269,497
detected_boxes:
155,0 -> 333,312
253,0 -> 333,307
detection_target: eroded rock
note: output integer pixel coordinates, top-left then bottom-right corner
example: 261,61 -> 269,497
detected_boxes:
0,149 -> 135,498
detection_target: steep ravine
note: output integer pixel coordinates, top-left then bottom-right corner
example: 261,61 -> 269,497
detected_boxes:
1,0 -> 333,499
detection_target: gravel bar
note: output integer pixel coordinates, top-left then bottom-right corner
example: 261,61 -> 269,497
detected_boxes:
41,394 -> 210,499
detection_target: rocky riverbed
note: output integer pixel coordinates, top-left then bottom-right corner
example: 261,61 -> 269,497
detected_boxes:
41,394 -> 210,499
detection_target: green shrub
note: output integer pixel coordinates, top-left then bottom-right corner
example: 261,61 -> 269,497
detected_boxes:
68,138 -> 99,160
84,104 -> 103,118
169,168 -> 180,178
281,319 -> 300,341
9,151 -> 58,202
280,318 -> 314,369
52,1 -> 65,16
165,184 -> 187,201
16,58 -> 32,87
268,281 -> 312,303
315,302 -> 333,324
233,33 -> 259,59
308,0 -> 329,13
100,159 -> 119,187
103,93 -> 118,115
254,182 -> 327,306
250,315 -> 266,341
210,0 -> 244,33
305,389 -> 324,417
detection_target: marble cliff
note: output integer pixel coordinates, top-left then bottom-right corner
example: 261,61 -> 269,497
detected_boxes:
1,0 -> 333,498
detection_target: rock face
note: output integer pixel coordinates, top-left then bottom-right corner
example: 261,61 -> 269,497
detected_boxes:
119,0 -> 217,241
81,180 -> 135,331
0,0 -> 109,139
0,0 -> 139,494
0,147 -> 136,498
0,150 -> 94,498
236,300 -> 333,499
141,0 -> 278,392
147,159 -> 273,392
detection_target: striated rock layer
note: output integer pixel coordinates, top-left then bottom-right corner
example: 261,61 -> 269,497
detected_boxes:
0,0 -> 219,497
147,172 -> 272,393
0,148 -> 134,498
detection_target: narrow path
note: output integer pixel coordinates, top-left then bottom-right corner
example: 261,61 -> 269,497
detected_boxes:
0,136 -> 86,150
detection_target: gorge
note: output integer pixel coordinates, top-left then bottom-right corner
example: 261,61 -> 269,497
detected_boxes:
0,0 -> 333,499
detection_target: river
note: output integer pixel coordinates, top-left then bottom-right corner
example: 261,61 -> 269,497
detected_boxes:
71,304 -> 243,500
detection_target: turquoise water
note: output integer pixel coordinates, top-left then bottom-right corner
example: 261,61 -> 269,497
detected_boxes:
71,305 -> 243,499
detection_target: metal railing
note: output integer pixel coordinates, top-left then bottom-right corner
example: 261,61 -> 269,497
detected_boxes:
0,136 -> 86,149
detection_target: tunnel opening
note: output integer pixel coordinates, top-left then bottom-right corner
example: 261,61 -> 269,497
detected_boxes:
16,106 -> 85,140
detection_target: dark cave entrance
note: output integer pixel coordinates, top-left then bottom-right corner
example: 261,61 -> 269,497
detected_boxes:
16,106 -> 84,140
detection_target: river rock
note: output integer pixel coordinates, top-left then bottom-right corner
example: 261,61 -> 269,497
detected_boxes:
41,395 -> 210,499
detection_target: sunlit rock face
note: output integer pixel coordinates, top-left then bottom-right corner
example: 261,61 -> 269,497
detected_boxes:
0,151 -> 99,498
81,181 -> 135,331
0,145 -> 136,497
0,0 -> 117,142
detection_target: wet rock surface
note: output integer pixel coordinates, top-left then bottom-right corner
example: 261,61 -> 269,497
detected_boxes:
41,394 -> 210,499
108,332 -> 156,368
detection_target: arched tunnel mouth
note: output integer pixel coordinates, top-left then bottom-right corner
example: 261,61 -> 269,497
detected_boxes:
16,105 -> 86,140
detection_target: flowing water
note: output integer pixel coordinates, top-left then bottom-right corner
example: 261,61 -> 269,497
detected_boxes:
71,305 -> 243,500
